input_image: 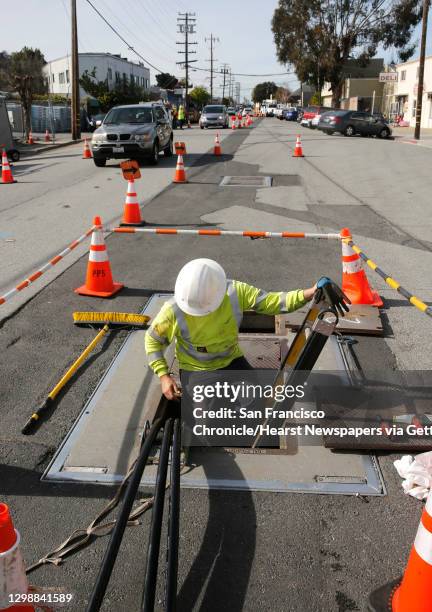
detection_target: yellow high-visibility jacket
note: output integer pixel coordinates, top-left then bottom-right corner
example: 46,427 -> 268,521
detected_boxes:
177,106 -> 185,120
145,281 -> 306,376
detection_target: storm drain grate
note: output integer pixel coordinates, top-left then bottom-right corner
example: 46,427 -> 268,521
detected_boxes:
220,175 -> 272,187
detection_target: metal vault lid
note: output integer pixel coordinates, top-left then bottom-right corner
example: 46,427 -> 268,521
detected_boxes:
42,296 -> 385,496
220,176 -> 272,187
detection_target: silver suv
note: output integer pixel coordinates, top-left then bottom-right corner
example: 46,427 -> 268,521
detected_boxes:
91,103 -> 173,167
199,104 -> 229,129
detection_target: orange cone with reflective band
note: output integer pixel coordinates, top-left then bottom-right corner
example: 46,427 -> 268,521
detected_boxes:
340,228 -> 382,307
214,132 -> 222,156
231,116 -> 236,130
120,178 -> 145,226
293,135 -> 304,157
75,216 -> 123,297
0,503 -> 35,611
173,153 -> 187,183
82,138 -> 92,159
27,130 -> 34,145
44,129 -> 51,142
368,490 -> 432,612
1,150 -> 16,184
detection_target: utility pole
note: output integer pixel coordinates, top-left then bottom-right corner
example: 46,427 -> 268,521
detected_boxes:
71,0 -> 80,140
220,63 -> 229,103
176,13 -> 197,113
414,0 -> 430,140
205,34 -> 219,102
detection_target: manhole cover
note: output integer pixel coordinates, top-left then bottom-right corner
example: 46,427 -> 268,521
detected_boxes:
220,176 -> 272,187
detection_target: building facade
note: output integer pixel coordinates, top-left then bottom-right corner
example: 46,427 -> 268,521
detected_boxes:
44,53 -> 150,98
394,56 -> 432,128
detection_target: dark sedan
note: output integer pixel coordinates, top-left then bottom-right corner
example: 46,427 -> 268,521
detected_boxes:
318,110 -> 392,138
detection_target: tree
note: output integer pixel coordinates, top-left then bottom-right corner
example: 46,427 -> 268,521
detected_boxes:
251,82 -> 278,103
275,86 -> 291,103
155,72 -> 178,89
79,69 -> 149,112
0,47 -> 46,137
189,86 -> 211,108
272,0 -> 423,107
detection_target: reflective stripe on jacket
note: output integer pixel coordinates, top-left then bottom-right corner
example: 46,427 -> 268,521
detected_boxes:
145,280 -> 306,375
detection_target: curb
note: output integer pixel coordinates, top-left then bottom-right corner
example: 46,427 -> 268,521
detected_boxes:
18,138 -> 85,157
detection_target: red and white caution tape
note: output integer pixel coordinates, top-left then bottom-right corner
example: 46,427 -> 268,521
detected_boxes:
111,227 -> 341,239
0,226 -> 95,306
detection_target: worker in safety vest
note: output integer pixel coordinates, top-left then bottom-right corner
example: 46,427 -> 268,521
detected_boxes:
145,259 -> 350,400
177,104 -> 185,130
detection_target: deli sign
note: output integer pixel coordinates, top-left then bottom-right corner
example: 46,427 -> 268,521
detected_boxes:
379,72 -> 398,82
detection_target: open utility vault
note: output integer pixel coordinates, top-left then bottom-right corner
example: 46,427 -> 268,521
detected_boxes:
43,294 -> 385,496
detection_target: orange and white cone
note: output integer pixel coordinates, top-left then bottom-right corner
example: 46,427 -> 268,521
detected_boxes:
231,116 -> 236,130
173,153 -> 187,183
75,216 -> 123,298
44,129 -> 51,142
1,150 -> 16,184
27,130 -> 34,145
368,490 -> 432,612
82,138 -> 93,159
237,116 -> 242,129
120,178 -> 145,226
293,135 -> 304,157
0,503 -> 35,611
214,132 -> 222,156
340,228 -> 382,307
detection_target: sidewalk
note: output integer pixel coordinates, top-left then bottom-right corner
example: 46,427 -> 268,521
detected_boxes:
14,131 -> 92,156
392,125 -> 432,146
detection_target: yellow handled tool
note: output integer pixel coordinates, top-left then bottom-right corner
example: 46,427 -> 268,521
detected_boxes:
22,312 -> 150,435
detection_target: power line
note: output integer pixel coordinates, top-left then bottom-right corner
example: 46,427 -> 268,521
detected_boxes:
205,34 -> 219,102
177,12 -> 197,111
84,0 -> 170,74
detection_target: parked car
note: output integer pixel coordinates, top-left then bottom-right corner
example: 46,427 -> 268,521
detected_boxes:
301,106 -> 334,128
242,106 -> 253,116
199,105 -> 229,129
227,107 -> 237,117
310,107 -> 335,129
283,107 -> 299,121
296,107 -> 305,122
318,110 -> 392,138
91,102 -> 173,167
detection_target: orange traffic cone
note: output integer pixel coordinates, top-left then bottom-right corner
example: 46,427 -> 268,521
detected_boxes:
82,138 -> 93,159
173,153 -> 187,183
214,132 -> 222,156
0,503 -> 35,611
340,228 -> 382,307
120,178 -> 145,226
293,135 -> 304,157
237,116 -> 242,129
44,129 -> 51,142
1,150 -> 16,184
368,491 -> 432,612
27,130 -> 34,145
231,116 -> 236,130
75,216 -> 123,297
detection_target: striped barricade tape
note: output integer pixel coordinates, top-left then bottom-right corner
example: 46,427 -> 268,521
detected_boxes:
110,227 -> 342,239
0,225 -> 95,306
344,238 -> 432,319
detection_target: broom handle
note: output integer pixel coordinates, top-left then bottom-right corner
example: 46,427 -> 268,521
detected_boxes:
50,325 -> 109,399
21,325 -> 109,434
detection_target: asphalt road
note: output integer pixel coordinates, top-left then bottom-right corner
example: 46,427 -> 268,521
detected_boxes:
1,118 -> 431,612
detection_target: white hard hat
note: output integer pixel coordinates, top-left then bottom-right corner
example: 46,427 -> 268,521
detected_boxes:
174,258 -> 227,316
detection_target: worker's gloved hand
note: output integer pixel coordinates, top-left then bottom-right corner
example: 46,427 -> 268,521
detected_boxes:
160,374 -> 182,401
315,277 -> 351,317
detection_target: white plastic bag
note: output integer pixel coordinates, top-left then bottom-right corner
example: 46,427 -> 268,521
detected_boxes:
394,451 -> 432,500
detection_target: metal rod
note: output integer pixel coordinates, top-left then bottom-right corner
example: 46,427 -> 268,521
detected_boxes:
142,418 -> 174,612
165,418 -> 181,612
86,415 -> 166,612
111,227 -> 341,240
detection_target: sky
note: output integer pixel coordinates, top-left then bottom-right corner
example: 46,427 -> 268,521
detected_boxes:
1,0 -> 432,101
